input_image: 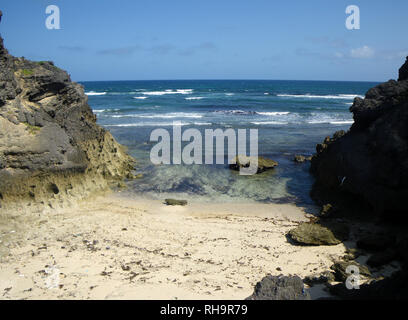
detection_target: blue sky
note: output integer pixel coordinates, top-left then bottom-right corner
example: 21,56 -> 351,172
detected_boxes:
1,0 -> 407,81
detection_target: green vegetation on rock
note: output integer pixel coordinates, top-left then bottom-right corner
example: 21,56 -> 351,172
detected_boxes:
23,122 -> 41,135
21,69 -> 34,76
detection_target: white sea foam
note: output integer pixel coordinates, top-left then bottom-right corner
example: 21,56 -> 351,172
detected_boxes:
330,121 -> 354,125
109,112 -> 203,119
225,93 -> 234,96
92,108 -> 120,113
257,112 -> 291,116
105,122 -> 187,127
142,89 -> 193,96
185,97 -> 205,100
133,96 -> 148,100
86,91 -> 107,96
277,94 -> 364,100
251,121 -> 288,125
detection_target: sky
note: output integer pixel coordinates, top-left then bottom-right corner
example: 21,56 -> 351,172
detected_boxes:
0,0 -> 407,82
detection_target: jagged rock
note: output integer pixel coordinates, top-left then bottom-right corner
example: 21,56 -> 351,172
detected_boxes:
246,275 -> 310,300
229,155 -> 278,173
310,57 -> 408,215
0,36 -> 134,210
165,199 -> 187,206
287,222 -> 349,246
399,56 -> 408,81
330,261 -> 371,282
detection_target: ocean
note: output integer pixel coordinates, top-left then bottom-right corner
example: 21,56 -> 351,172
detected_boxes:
80,80 -> 377,207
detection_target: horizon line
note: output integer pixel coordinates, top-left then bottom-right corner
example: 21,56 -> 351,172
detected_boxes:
76,78 -> 384,83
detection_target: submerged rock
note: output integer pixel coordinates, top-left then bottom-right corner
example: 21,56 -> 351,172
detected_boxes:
165,199 -> 187,206
229,155 -> 278,174
246,275 -> 310,300
294,155 -> 312,163
287,222 -> 349,246
0,36 -> 134,210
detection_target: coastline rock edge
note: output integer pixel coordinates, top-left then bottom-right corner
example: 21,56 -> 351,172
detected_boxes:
0,36 -> 135,211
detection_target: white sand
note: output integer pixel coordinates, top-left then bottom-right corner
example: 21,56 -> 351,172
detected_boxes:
0,193 -> 347,300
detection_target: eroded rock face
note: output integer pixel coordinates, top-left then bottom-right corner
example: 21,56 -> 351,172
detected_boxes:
0,36 -> 134,210
246,275 -> 310,300
310,58 -> 408,215
399,56 -> 408,81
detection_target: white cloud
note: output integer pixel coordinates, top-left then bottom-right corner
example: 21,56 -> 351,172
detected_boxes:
350,46 -> 375,58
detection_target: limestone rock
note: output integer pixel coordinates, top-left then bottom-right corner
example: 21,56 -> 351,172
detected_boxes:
229,155 -> 278,174
287,222 -> 349,246
0,36 -> 134,210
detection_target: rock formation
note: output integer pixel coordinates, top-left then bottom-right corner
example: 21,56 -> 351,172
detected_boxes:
229,155 -> 278,174
310,57 -> 408,299
0,36 -> 134,210
399,56 -> 408,81
310,61 -> 408,215
246,275 -> 310,300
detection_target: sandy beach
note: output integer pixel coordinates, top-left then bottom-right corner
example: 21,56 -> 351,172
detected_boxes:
0,192 -> 348,300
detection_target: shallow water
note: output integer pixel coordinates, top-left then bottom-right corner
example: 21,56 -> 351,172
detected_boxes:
81,80 -> 377,207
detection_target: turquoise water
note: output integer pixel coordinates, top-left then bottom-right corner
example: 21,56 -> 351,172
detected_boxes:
81,80 -> 377,206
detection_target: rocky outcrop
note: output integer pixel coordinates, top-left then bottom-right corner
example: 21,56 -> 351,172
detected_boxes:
399,56 -> 408,81
246,275 -> 310,300
229,155 -> 278,174
287,222 -> 349,246
0,36 -> 134,210
310,60 -> 408,215
310,58 -> 408,299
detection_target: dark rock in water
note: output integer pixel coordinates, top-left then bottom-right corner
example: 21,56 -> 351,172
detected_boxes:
287,222 -> 349,246
0,36 -> 134,210
310,56 -> 408,216
399,56 -> 408,81
294,155 -> 312,163
330,261 -> 371,282
246,275 -> 310,300
165,199 -> 187,206
356,234 -> 396,252
367,250 -> 397,268
229,155 -> 278,174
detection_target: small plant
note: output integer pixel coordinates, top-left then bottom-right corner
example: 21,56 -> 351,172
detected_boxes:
21,69 -> 34,76
23,122 -> 41,135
